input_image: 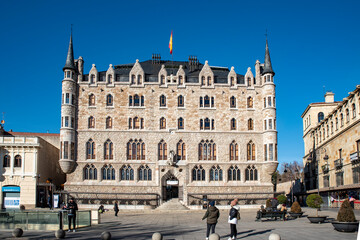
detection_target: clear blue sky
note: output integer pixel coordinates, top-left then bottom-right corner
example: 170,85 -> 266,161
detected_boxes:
0,0 -> 359,167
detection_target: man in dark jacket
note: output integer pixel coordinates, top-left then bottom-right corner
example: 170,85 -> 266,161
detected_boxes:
66,198 -> 78,232
202,201 -> 220,240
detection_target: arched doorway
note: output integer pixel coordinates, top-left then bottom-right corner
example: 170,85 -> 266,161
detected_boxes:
162,175 -> 179,201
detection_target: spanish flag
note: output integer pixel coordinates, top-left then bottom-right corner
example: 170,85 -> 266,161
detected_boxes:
169,31 -> 173,55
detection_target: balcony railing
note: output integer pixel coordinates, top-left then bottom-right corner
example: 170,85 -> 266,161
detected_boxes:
334,159 -> 343,170
322,164 -> 329,174
350,152 -> 360,164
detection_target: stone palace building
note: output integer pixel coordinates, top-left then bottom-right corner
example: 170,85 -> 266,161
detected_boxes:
302,86 -> 360,207
59,34 -> 278,208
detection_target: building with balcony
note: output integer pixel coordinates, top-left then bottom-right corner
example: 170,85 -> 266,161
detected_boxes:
0,128 -> 65,209
302,85 -> 360,207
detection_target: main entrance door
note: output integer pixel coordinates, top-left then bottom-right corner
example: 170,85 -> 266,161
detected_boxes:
163,176 -> 179,201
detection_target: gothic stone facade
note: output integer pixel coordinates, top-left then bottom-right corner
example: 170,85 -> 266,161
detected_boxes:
60,36 -> 278,207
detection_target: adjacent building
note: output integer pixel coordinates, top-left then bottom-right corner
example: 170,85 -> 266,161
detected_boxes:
0,127 -> 65,209
60,34 -> 278,208
302,86 -> 360,207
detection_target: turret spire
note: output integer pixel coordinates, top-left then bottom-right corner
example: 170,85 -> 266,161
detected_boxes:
63,29 -> 76,71
262,38 -> 275,76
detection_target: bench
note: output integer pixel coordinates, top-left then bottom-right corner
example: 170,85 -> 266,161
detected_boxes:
0,212 -> 14,223
255,211 -> 286,221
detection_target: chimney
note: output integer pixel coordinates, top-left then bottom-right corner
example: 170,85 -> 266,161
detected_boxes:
324,91 -> 335,103
152,54 -> 161,64
188,56 -> 199,71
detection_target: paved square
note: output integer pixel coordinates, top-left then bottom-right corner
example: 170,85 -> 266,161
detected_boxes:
1,207 -> 359,239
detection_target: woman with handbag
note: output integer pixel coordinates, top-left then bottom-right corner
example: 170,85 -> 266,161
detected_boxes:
228,199 -> 240,240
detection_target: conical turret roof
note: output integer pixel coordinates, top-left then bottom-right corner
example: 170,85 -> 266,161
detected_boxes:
63,33 -> 76,71
262,39 -> 275,76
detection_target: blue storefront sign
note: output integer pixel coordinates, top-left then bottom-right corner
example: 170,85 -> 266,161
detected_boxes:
2,186 -> 20,192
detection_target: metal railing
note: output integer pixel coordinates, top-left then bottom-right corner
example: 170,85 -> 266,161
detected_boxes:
334,159 -> 343,169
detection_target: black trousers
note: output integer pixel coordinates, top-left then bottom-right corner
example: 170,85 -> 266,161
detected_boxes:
68,215 -> 76,230
230,223 -> 237,238
206,223 -> 216,237
115,210 -> 119,216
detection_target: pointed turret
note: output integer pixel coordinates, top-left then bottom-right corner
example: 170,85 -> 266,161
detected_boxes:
262,39 -> 275,76
63,33 -> 76,71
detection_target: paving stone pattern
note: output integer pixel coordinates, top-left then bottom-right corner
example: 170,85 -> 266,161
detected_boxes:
0,208 -> 358,239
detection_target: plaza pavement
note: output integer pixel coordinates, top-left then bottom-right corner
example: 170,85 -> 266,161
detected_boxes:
1,207 -> 359,239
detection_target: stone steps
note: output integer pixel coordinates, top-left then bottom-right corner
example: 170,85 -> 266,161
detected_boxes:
156,198 -> 189,211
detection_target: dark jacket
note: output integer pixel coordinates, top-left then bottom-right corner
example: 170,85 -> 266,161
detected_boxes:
114,203 -> 119,212
202,206 -> 220,224
229,207 -> 239,220
67,201 -> 78,216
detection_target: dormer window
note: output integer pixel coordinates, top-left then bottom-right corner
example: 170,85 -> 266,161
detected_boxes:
90,74 -> 95,84
161,75 -> 165,85
207,76 -> 212,85
247,77 -> 251,86
179,75 -> 184,85
137,75 -> 142,85
131,75 -> 136,84
230,77 -> 235,87
107,75 -> 112,84
201,76 -> 205,86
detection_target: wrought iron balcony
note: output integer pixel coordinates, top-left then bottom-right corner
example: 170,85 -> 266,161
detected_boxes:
322,164 -> 329,174
350,152 -> 360,164
334,159 -> 343,170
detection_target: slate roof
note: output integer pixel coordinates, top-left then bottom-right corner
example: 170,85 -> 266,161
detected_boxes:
83,60 -> 245,84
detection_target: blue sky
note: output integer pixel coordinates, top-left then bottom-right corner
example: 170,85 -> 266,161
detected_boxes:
0,0 -> 359,166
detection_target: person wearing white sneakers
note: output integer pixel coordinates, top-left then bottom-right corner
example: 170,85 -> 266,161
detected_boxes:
228,199 -> 240,240
202,201 -> 220,240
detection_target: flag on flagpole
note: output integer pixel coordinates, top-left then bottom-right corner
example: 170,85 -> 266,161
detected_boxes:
169,31 -> 173,55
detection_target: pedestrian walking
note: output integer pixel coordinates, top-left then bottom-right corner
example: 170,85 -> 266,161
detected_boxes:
66,197 -> 78,232
114,201 -> 119,216
202,201 -> 220,240
228,199 -> 240,240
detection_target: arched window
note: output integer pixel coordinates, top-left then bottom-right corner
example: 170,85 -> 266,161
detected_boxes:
138,165 -> 152,180
231,118 -> 236,130
102,165 -> 115,180
204,96 -> 210,107
107,74 -> 112,84
178,95 -> 184,107
204,118 -> 210,130
134,117 -> 140,129
212,119 -> 215,130
228,166 -> 241,181
14,155 -> 21,168
106,94 -> 113,106
200,119 -> 203,130
89,94 -> 95,106
248,119 -> 254,130
131,74 -> 136,84
331,121 -> 334,134
230,77 -> 235,86
134,94 -> 140,107
178,117 -> 184,129
88,116 -> 95,128
160,95 -> 166,107
199,140 -> 216,160
245,165 -> 258,181
211,97 -> 215,107
336,117 -> 338,130
128,118 -> 132,129
346,109 -> 350,122
90,74 -> 95,83
192,165 -> 205,181
160,75 -> 165,85
127,139 -> 145,160
207,76 -> 212,85
352,103 -> 356,118
247,77 -> 251,86
84,164 -> 97,180
86,139 -> 96,159
177,140 -> 186,160
340,113 -> 344,126
106,116 -> 112,129
327,125 -> 329,137
160,117 -> 166,129
104,139 -> 113,160
120,165 -> 134,180
3,155 -> 10,167
141,96 -> 144,106
230,96 -> 236,108
247,141 -> 255,161
201,76 -> 205,86
318,112 -> 324,123
129,96 -> 133,106
247,97 -> 253,108
158,140 -> 167,160
137,74 -> 142,85
200,97 -> 203,107
230,141 -> 238,160
210,165 -> 222,181
179,75 -> 184,85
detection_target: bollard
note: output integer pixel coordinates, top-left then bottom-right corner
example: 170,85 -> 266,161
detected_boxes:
209,233 -> 220,240
152,232 -> 163,240
55,229 -> 66,239
269,233 -> 281,240
101,231 -> 112,240
12,228 -> 23,238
